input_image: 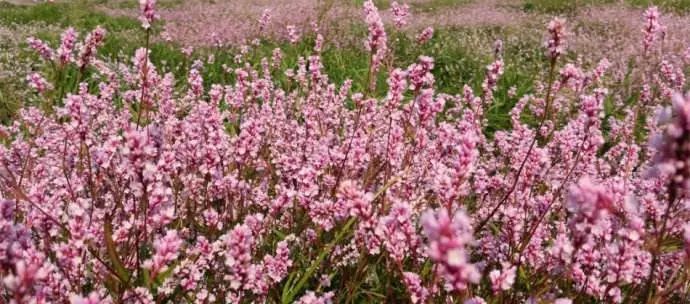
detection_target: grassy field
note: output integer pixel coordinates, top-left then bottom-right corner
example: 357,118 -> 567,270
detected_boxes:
1,0 -> 689,125
0,1 -> 540,126
4,1 -> 690,303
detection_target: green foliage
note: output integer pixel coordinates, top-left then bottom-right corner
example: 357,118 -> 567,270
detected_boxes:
0,1 -> 139,31
628,0 -> 690,12
92,0 -> 184,9
350,0 -> 393,9
522,0 -> 615,14
410,0 -> 472,12
0,0 -> 546,131
522,0 -> 690,13
0,0 -> 543,133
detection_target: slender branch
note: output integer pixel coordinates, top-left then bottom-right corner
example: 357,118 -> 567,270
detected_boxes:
475,57 -> 558,232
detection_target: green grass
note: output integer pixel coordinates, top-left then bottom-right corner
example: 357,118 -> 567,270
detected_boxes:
522,0 -> 690,13
521,0 -> 615,14
0,0 -> 544,133
627,0 -> 690,12
92,0 -> 184,9
410,0 -> 472,12
0,1 -> 144,60
0,1 -> 139,31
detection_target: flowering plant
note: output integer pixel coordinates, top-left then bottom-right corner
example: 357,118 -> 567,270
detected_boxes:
2,2 -> 690,303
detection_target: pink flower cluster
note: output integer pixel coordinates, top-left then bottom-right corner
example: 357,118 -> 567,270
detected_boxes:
391,1 -> 410,30
545,17 -> 567,59
416,26 -> 434,45
422,209 -> 480,291
363,0 -> 388,75
139,0 -> 157,29
5,2 -> 690,303
26,26 -> 106,71
642,6 -> 664,55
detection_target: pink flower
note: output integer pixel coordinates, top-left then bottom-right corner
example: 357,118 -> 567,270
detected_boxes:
143,230 -> 183,276
422,208 -> 479,291
464,297 -> 487,304
262,240 -> 292,282
375,202 -> 418,262
407,56 -> 435,91
567,177 -> 615,222
363,0 -> 388,73
338,180 -> 373,219
651,92 -> 690,194
258,9 -> 272,33
26,72 -> 51,93
642,6 -> 663,54
545,17 -> 567,59
69,292 -> 108,304
402,272 -> 428,303
77,26 -> 106,68
26,37 -> 53,60
287,25 -> 300,44
295,291 -> 335,304
391,1 -> 410,30
139,0 -> 157,29
482,59 -> 504,104
489,263 -> 516,293
57,27 -> 78,65
416,27 -> 434,45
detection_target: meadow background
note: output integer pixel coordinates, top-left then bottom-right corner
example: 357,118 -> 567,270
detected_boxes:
2,0 -> 690,126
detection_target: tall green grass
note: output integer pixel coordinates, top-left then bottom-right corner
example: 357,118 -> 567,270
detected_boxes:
0,0 -> 544,132
522,0 -> 690,13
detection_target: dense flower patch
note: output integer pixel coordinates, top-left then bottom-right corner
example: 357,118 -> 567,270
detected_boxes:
2,1 -> 690,303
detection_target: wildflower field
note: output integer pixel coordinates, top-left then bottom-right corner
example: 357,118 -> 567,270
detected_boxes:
4,0 -> 690,303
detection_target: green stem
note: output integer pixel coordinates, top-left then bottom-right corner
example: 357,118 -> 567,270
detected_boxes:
136,28 -> 151,128
283,217 -> 356,304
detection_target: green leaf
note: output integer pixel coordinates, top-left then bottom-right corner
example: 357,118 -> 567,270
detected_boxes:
154,260 -> 180,285
142,268 -> 151,288
104,218 -> 130,283
281,271 -> 298,303
283,217 -> 357,304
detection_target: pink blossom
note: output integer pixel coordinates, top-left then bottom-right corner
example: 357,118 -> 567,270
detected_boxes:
421,208 -> 479,291
642,6 -> 663,54
57,27 -> 78,65
391,1 -> 410,30
69,292 -> 109,304
26,37 -> 53,60
139,0 -> 157,29
651,92 -> 690,193
416,27 -> 434,45
143,230 -> 183,276
26,72 -> 51,93
488,263 -> 516,293
287,25 -> 300,44
363,0 -> 388,74
567,177 -> 615,222
464,297 -> 487,304
77,26 -> 106,68
402,272 -> 428,303
295,291 -> 335,304
545,17 -> 567,58
482,59 -> 504,104
258,9 -> 272,33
